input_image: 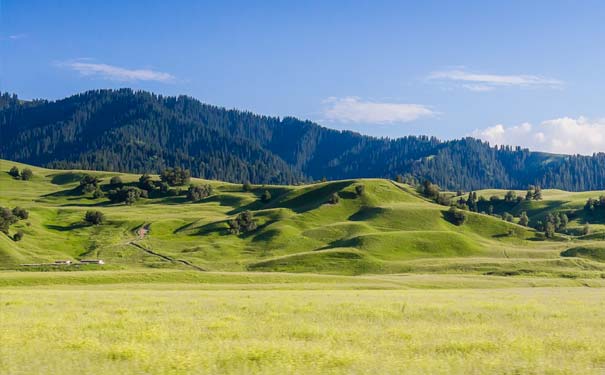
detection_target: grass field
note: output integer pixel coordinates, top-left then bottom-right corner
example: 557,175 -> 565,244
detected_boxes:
6,160 -> 605,373
3,282 -> 605,374
4,159 -> 605,277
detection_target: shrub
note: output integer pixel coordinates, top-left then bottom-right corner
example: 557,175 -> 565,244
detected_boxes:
447,206 -> 467,226
8,166 -> 19,178
328,192 -> 340,204
11,207 -> 28,220
261,190 -> 272,202
187,184 -> 213,201
13,230 -> 23,242
84,210 -> 105,225
109,176 -> 123,186
355,184 -> 365,196
20,168 -> 33,181
503,212 -> 514,222
243,182 -> 253,191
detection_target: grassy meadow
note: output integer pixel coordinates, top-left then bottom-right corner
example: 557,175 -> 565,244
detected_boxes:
3,284 -> 605,374
5,160 -> 605,373
4,159 -> 605,277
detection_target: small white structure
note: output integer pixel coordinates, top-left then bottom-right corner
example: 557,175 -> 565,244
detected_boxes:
79,259 -> 105,265
54,260 -> 72,265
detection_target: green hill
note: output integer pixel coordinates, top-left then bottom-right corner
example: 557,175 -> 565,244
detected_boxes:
3,159 -> 605,276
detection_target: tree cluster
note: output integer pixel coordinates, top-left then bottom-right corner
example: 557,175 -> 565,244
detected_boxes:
84,210 -> 105,225
107,186 -> 148,205
447,206 -> 467,226
0,206 -> 28,240
228,210 -> 257,234
187,184 -> 213,202
584,196 -> 605,211
160,167 -> 191,186
79,174 -> 102,195
8,166 -> 33,180
525,186 -> 542,200
536,212 -> 568,238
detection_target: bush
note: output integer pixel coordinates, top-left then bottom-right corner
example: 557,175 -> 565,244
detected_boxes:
503,212 -> 514,222
20,168 -> 33,181
355,184 -> 365,196
8,166 -> 19,178
109,176 -> 123,186
328,192 -> 340,204
187,184 -> 213,201
11,207 -> 28,220
84,210 -> 105,225
447,206 -> 467,226
13,230 -> 24,242
243,182 -> 253,191
261,190 -> 272,202
228,210 -> 257,234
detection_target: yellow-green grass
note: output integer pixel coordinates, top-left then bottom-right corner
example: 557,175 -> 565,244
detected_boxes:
3,286 -> 605,374
3,159 -> 605,276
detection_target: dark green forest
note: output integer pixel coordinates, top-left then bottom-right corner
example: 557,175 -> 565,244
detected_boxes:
2,89 -> 604,190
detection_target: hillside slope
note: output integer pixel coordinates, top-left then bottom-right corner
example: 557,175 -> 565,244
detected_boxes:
4,160 -> 605,275
3,90 -> 605,190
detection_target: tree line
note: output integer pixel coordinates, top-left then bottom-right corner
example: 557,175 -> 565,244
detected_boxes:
4,89 -> 605,190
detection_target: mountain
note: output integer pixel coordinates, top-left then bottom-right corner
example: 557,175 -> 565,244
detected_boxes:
2,89 -> 605,190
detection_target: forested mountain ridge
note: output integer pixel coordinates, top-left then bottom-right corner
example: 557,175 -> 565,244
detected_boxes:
1,89 -> 604,190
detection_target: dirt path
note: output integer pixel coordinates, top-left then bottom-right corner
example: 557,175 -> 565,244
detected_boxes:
129,223 -> 206,271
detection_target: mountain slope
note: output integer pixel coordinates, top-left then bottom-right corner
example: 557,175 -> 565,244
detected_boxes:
3,89 -> 605,190
4,159 -> 601,276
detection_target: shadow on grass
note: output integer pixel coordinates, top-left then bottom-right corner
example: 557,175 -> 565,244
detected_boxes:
45,223 -> 89,231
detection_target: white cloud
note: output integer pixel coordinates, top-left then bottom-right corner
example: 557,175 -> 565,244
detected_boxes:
471,117 -> 605,155
8,33 -> 27,40
322,97 -> 435,124
60,61 -> 175,83
428,69 -> 562,91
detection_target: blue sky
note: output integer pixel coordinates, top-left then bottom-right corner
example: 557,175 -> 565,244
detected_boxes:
2,0 -> 605,154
